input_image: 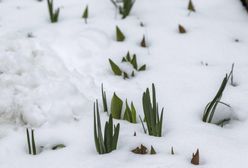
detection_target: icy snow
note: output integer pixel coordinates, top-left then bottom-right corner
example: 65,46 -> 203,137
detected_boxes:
0,0 -> 248,167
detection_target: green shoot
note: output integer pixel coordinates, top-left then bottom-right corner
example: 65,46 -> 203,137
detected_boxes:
109,59 -> 122,76
47,0 -> 60,23
111,93 -> 123,119
94,100 -> 120,154
142,84 -> 164,137
116,26 -> 125,41
82,5 -> 89,24
101,84 -> 108,112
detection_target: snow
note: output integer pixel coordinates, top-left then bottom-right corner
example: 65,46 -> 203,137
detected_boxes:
0,0 -> 248,167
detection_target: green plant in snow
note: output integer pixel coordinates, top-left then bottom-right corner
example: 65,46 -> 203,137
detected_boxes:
178,24 -> 186,33
116,26 -> 125,41
123,100 -> 137,123
101,84 -> 108,112
141,84 -> 164,137
82,5 -> 89,24
140,35 -> 147,48
131,54 -> 138,70
26,128 -> 37,155
138,64 -> 146,71
109,59 -> 122,76
123,72 -> 129,79
119,0 -> 136,19
150,146 -> 156,154
111,0 -> 135,19
47,0 -> 60,23
188,0 -> 196,13
202,73 -> 232,124
94,100 -> 120,154
111,93 -> 123,119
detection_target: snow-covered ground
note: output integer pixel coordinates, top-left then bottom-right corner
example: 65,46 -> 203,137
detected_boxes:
0,0 -> 248,167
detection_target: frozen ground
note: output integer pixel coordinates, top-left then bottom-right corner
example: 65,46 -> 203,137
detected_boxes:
0,0 -> 248,167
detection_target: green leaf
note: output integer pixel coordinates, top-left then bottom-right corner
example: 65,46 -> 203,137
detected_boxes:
131,71 -> 135,77
123,72 -> 129,79
101,84 -> 108,112
188,0 -> 196,12
26,128 -> 31,154
130,102 -> 137,123
150,146 -> 156,154
31,130 -> 36,155
138,64 -> 146,71
131,54 -> 138,70
111,93 -> 123,119
82,5 -> 88,23
140,35 -> 147,47
109,59 -> 122,76
116,26 -> 125,41
126,51 -> 131,62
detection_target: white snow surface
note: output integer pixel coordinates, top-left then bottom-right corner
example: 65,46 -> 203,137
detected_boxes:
0,0 -> 248,167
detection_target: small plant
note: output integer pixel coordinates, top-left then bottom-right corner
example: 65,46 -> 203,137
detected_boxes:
111,0 -> 135,19
141,84 -> 164,137
178,24 -> 186,33
82,5 -> 89,24
101,84 -> 108,112
188,0 -> 196,13
52,144 -> 66,150
26,128 -> 37,155
122,52 -> 146,72
171,146 -> 175,155
230,63 -> 237,87
123,72 -> 129,79
140,35 -> 147,48
47,0 -> 60,23
202,73 -> 231,123
119,0 -> 135,19
111,93 -> 123,119
109,59 -> 122,76
191,149 -> 200,165
116,26 -> 125,41
150,146 -> 156,154
123,100 -> 137,123
131,144 -> 147,154
94,100 -> 120,154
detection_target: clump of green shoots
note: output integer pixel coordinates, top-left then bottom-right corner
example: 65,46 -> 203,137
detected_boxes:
140,83 -> 164,137
102,88 -> 136,123
109,52 -> 146,79
94,100 -> 120,154
116,26 -> 125,41
82,5 -> 89,24
47,0 -> 60,23
202,69 -> 233,124
122,52 -> 146,71
26,128 -> 37,155
111,0 -> 135,19
131,144 -> 147,154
